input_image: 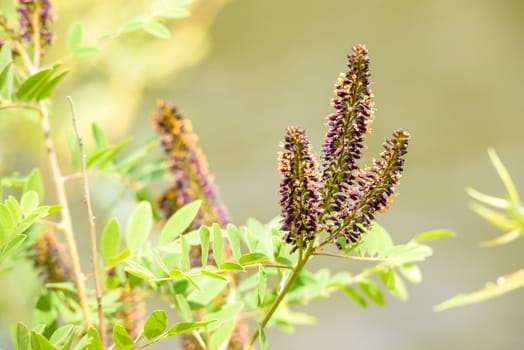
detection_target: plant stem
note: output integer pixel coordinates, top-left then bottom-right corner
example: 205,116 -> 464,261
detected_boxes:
244,243 -> 315,349
39,102 -> 92,327
69,97 -> 106,346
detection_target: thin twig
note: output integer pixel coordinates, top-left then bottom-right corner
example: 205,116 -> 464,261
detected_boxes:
39,102 -> 92,326
313,252 -> 386,262
68,96 -> 106,347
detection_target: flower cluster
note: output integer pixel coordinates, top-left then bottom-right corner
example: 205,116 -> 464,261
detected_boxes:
17,0 -> 55,49
32,228 -> 72,283
152,100 -> 230,228
279,126 -> 322,251
278,45 -> 411,251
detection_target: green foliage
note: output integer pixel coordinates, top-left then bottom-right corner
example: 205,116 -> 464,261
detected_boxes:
436,149 -> 524,311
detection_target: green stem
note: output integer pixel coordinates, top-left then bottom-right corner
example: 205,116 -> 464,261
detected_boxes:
244,243 -> 315,349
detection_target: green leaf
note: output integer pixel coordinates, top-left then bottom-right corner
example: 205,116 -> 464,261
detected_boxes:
226,224 -> 241,261
125,201 -> 153,252
49,324 -> 74,345
259,324 -> 268,350
31,331 -> 58,350
108,249 -> 131,267
187,278 -> 227,306
144,310 -> 168,340
257,266 -> 267,306
467,187 -> 509,209
201,269 -> 227,281
124,260 -> 156,281
167,320 -> 216,336
101,218 -> 121,261
91,123 -> 108,149
205,302 -> 244,330
0,234 -> 27,259
238,252 -> 270,266
20,190 -> 39,215
67,23 -> 83,50
181,236 -> 190,272
488,148 -> 520,204
159,200 -> 201,243
212,223 -> 223,266
413,229 -> 455,242
208,320 -> 235,350
199,226 -> 210,268
72,47 -> 99,58
358,279 -> 385,305
143,20 -> 171,39
339,285 -> 367,308
112,325 -> 134,350
118,17 -> 147,34
435,269 -> 524,312
17,65 -> 66,101
399,263 -> 422,284
15,322 -> 30,350
218,262 -> 245,272
23,169 -> 44,203
480,229 -> 522,247
0,44 -> 14,99
86,327 -> 103,350
389,271 -> 408,301
174,294 -> 192,322
384,243 -> 433,265
469,202 -> 516,232
358,223 -> 394,257
72,333 -> 92,350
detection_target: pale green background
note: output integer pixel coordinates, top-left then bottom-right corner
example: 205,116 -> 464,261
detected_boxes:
1,0 -> 523,349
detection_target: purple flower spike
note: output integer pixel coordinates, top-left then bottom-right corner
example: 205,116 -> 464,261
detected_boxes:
17,0 -> 55,50
278,126 -> 322,252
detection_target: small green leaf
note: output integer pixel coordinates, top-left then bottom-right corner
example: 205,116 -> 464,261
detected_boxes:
257,266 -> 267,306
389,272 -> 408,301
259,324 -> 268,350
125,201 -> 153,252
86,327 -> 103,350
16,322 -> 30,350
238,252 -> 270,266
167,320 -> 216,336
108,249 -> 131,266
469,202 -> 516,232
31,331 -> 58,350
112,325 -> 134,350
0,44 -> 14,99
67,23 -> 83,50
212,223 -> 223,266
16,65 -> 64,101
23,169 -> 44,203
201,269 -> 227,281
339,285 -> 367,308
91,123 -> 108,149
384,243 -> 433,265
187,278 -> 227,306
199,226 -> 210,268
0,234 -> 27,259
143,20 -> 171,39
358,279 -> 385,305
101,218 -> 121,261
118,17 -> 146,34
488,148 -> 520,204
219,262 -> 245,272
159,200 -> 201,243
20,191 -> 39,215
208,320 -> 235,350
49,324 -> 74,345
399,263 -> 422,284
174,295 -> 192,322
467,187 -> 509,209
413,229 -> 454,242
181,236 -> 190,272
480,229 -> 522,247
144,310 -> 168,340
72,47 -> 99,58
226,224 -> 241,261
124,260 -> 156,281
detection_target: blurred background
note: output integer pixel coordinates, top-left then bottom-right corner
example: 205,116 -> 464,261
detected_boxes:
1,0 -> 523,349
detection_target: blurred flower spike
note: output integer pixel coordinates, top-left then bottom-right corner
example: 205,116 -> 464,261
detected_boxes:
152,100 -> 230,229
17,0 -> 55,49
278,44 -> 411,251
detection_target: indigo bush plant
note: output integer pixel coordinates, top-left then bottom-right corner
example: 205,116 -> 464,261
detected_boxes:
0,1 -> 449,349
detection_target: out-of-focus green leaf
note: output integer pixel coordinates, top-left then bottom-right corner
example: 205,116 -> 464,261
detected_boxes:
338,285 -> 367,308
20,191 -> 39,216
247,218 -> 273,259
86,327 -> 103,350
205,302 -> 244,330
101,218 -> 121,261
201,269 -> 227,281
49,325 -> 74,345
413,229 -> 454,242
259,324 -> 268,350
143,20 -> 171,39
199,226 -> 210,268
219,262 -> 245,272
23,169 -> 44,203
174,294 -> 192,322
480,229 -> 522,247
91,123 -> 108,149
212,223 -> 223,266
124,260 -> 157,281
0,44 -> 14,99
488,148 -> 520,204
31,331 -> 58,350
384,243 -> 433,265
72,47 -> 99,58
108,249 -> 131,267
226,224 -> 241,261
159,200 -> 201,243
257,266 -> 267,306
389,271 -> 408,301
187,278 -> 227,306
399,263 -> 422,284
238,252 -> 270,266
208,320 -> 235,350
435,269 -> 524,311
67,23 -> 83,50
16,65 -> 68,101
112,325 -> 134,350
469,202 -> 516,232
167,320 -> 216,336
467,187 -> 509,209
125,201 -> 152,252
181,236 -> 190,271
358,279 -> 385,305
118,17 -> 147,34
15,322 -> 30,350
358,223 -> 394,257
144,310 -> 168,340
